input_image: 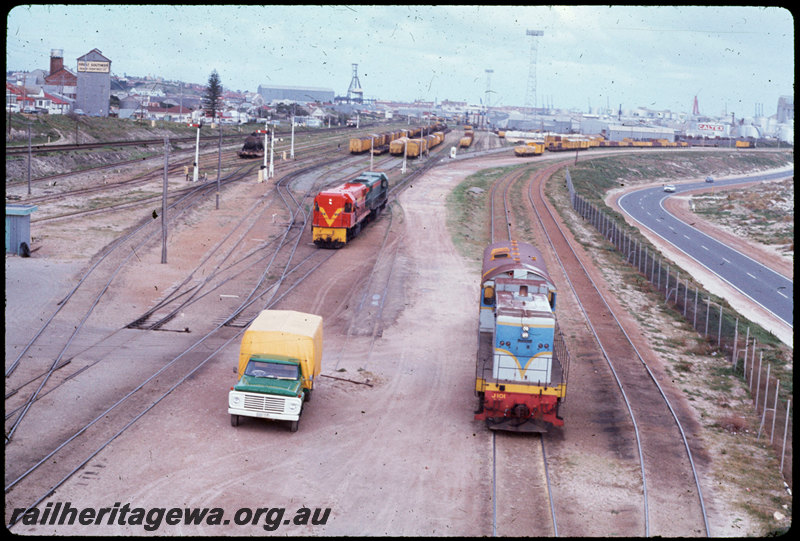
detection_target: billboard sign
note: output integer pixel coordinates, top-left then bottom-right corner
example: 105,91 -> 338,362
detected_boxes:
77,61 -> 110,73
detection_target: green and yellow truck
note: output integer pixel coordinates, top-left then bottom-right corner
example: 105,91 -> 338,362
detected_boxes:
228,310 -> 322,432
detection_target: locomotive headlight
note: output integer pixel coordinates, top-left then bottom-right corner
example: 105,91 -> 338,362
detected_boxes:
521,326 -> 529,339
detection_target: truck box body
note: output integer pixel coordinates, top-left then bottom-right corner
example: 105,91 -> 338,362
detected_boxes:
229,310 -> 322,430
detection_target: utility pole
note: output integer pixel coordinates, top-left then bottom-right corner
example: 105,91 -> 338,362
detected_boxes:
27,123 -> 32,195
161,137 -> 169,263
290,115 -> 295,159
216,126 -> 222,209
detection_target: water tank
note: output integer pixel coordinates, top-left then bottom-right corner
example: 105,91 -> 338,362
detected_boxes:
738,124 -> 760,138
777,123 -> 794,144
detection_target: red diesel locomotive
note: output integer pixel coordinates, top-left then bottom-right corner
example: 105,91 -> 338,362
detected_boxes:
312,172 -> 389,248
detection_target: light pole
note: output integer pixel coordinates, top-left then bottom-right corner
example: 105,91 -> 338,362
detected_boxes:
401,132 -> 407,175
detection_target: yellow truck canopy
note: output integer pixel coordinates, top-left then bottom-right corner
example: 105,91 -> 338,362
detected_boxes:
238,310 -> 323,389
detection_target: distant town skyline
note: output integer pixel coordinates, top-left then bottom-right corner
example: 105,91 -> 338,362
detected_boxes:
7,5 -> 794,118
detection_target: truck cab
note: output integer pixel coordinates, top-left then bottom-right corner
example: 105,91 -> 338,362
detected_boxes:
229,355 -> 305,431
228,310 -> 322,432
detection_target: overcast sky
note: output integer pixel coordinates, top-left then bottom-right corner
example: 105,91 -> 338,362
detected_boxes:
6,5 -> 794,117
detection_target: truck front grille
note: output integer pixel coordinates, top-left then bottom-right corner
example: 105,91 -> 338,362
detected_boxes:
243,394 -> 285,413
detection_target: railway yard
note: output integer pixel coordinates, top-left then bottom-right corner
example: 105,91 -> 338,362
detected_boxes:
5,123 -> 793,536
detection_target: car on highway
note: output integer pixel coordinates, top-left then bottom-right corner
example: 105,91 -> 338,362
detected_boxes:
663,184 -> 676,193
705,176 -> 714,183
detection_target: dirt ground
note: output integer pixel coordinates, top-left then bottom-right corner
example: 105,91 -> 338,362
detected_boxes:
5,151 -> 792,536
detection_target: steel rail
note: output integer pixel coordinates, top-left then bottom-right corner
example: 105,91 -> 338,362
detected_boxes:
526,162 -> 710,536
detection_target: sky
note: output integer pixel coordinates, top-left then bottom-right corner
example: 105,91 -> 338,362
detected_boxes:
6,5 -> 795,117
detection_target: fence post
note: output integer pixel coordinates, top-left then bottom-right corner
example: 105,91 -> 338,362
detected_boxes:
743,328 -> 750,376
754,352 -> 763,407
651,251 -> 656,282
780,399 -> 790,474
770,379 -> 780,444
718,303 -> 723,344
657,257 -> 662,290
683,278 -> 689,316
757,363 -> 771,439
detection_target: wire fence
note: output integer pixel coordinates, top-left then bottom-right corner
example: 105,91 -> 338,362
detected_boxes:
565,168 -> 792,487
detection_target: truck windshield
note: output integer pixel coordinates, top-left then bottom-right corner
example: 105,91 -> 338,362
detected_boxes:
244,360 -> 299,380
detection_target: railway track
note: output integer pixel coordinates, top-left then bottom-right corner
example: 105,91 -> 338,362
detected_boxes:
475,156 -> 711,535
4,127 -> 458,528
11,137 -> 348,224
4,125 -> 363,157
486,160 -> 559,536
486,160 -> 710,536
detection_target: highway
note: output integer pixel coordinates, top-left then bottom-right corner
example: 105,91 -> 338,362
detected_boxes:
617,169 -> 793,328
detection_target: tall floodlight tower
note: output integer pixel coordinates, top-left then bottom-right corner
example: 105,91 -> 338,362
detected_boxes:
525,29 -> 544,114
347,63 -> 364,104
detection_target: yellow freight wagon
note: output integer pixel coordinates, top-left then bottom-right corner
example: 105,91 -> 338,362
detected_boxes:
389,137 -> 408,156
514,141 -> 544,156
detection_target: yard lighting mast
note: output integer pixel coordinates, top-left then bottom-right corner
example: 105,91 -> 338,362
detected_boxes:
525,29 -> 544,115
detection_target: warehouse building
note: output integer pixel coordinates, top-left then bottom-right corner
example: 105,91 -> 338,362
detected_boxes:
257,85 -> 334,105
608,124 -> 676,142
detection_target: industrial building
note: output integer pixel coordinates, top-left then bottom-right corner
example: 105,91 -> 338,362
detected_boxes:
257,85 -> 334,105
75,48 -> 111,116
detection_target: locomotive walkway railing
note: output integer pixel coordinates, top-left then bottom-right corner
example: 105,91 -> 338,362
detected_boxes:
564,167 -> 792,488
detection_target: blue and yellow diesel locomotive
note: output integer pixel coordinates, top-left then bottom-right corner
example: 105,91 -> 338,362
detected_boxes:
474,240 -> 569,432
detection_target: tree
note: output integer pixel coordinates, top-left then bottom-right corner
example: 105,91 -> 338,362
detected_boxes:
203,70 -> 223,121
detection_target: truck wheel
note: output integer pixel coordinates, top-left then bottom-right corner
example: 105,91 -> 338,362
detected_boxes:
289,420 -> 299,432
230,414 -> 240,427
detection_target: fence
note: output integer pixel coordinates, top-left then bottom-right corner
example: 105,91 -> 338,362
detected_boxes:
565,168 -> 792,487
